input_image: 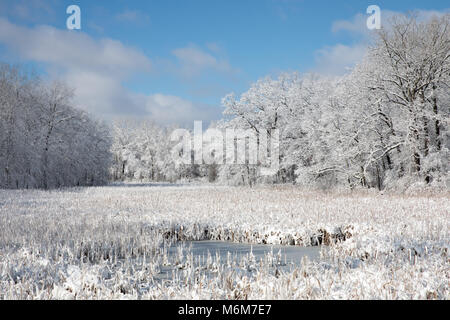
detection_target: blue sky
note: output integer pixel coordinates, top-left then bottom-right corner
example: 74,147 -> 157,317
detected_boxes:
0,0 -> 448,126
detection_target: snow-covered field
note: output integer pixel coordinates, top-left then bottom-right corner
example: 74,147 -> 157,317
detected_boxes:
0,184 -> 448,299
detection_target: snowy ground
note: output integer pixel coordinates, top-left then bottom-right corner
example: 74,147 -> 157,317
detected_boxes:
0,183 -> 448,299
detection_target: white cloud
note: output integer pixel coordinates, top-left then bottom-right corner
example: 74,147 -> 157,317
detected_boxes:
0,18 -> 151,77
315,8 -> 449,75
171,45 -> 238,78
64,71 -> 145,116
313,44 -> 367,76
332,13 -> 369,37
0,18 -> 220,126
144,94 -> 222,127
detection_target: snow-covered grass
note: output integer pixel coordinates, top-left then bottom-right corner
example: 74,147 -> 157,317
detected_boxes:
0,184 -> 448,299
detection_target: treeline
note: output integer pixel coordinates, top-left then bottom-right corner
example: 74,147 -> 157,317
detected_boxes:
112,15 -> 449,190
2,14 -> 448,191
0,64 -> 111,189
111,120 -> 178,182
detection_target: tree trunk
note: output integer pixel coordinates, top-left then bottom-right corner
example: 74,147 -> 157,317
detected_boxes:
432,84 -> 441,151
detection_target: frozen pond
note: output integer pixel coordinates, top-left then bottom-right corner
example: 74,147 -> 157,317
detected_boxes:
153,241 -> 322,283
169,241 -> 321,264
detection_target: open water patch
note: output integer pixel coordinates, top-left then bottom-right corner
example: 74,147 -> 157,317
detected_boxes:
153,240 -> 323,283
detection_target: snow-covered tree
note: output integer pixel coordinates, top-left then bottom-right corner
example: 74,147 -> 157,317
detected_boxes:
0,63 -> 111,189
